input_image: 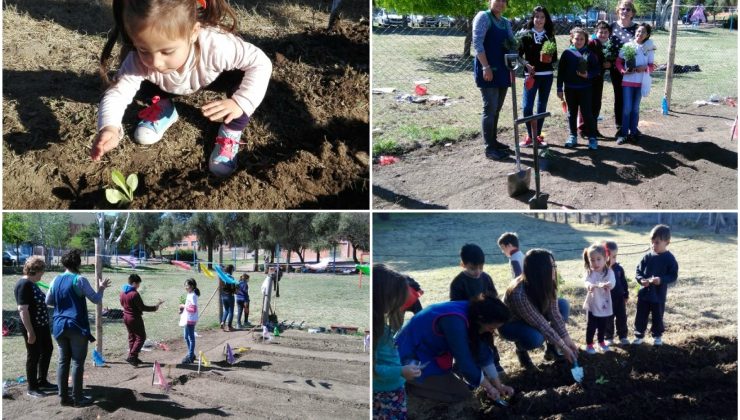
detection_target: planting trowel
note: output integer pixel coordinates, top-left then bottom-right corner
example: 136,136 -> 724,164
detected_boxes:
570,359 -> 584,383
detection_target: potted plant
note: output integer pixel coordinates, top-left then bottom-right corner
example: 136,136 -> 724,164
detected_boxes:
540,40 -> 557,63
577,52 -> 589,74
537,147 -> 557,172
622,44 -> 637,71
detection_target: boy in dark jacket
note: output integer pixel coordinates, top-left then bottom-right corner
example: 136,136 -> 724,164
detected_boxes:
633,225 -> 679,346
603,241 -> 629,345
120,274 -> 162,365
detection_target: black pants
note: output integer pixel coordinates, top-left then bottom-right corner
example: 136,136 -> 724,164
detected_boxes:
586,312 -> 609,345
23,326 -> 54,391
605,294 -> 628,340
578,77 -> 605,133
634,299 -> 665,338
565,87 -> 595,137
610,68 -> 624,127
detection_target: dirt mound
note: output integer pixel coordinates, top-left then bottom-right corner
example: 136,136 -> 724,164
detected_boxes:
408,335 -> 737,419
2,329 -> 369,419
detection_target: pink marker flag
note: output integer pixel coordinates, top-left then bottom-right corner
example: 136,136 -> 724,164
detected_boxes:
226,343 -> 235,365
152,360 -> 170,390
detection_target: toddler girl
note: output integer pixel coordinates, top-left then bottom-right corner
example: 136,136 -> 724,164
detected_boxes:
373,264 -> 421,419
92,0 -> 272,177
582,244 -> 616,354
616,23 -> 655,144
557,27 -> 600,150
179,278 -> 200,363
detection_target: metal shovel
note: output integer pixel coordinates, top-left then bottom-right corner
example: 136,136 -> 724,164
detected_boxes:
528,132 -> 549,209
570,359 -> 584,383
505,54 -> 531,197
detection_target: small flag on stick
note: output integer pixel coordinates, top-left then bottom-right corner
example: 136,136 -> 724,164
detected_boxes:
92,349 -> 106,366
152,361 -> 170,390
226,343 -> 235,365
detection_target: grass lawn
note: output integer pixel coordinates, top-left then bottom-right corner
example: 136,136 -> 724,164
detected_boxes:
2,267 -> 369,380
373,213 -> 737,344
372,26 -> 738,153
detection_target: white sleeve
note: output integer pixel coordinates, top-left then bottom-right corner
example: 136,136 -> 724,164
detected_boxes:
207,33 -> 272,117
97,52 -> 147,132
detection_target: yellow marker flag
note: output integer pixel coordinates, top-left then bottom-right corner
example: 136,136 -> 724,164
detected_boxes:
199,351 -> 210,367
235,347 -> 251,354
199,263 -> 216,279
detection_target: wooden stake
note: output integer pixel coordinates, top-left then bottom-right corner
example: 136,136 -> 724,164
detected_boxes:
663,0 -> 680,108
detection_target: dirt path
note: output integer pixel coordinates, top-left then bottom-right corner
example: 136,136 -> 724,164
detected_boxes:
2,329 -> 369,419
373,104 -> 737,210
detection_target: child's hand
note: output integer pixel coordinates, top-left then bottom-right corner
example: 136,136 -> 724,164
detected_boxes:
587,284 -> 594,291
577,71 -> 588,79
401,364 -> 422,380
91,126 -> 121,161
651,277 -> 661,285
640,279 -> 650,287
202,99 -> 244,124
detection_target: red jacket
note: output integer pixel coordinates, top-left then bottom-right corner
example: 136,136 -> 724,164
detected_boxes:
120,286 -> 157,318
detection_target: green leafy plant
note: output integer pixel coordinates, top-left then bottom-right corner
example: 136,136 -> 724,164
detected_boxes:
539,147 -> 556,159
373,138 -> 401,156
179,295 -> 186,305
541,40 -> 557,56
602,39 -> 617,61
622,44 -> 637,69
105,170 -> 138,205
503,36 -> 519,52
596,375 -> 609,385
577,53 -> 589,73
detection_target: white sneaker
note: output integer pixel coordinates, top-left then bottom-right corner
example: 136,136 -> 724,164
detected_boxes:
604,339 -> 613,346
134,97 -> 178,145
616,136 -> 626,145
619,338 -> 630,345
653,337 -> 663,346
632,337 -> 644,345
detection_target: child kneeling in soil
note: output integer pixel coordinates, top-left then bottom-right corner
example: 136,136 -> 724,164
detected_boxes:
120,274 -> 163,366
603,241 -> 629,345
91,0 -> 272,178
179,278 -> 200,364
373,265 -> 421,419
633,225 -> 678,346
582,244 -> 616,354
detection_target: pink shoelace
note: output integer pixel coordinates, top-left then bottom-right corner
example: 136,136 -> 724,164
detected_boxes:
214,136 -> 247,160
138,96 -> 163,122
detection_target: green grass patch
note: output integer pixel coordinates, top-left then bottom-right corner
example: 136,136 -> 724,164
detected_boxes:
2,267 -> 368,380
373,138 -> 402,155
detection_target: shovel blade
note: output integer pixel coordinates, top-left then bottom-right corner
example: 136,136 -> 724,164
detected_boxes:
507,168 -> 531,197
528,193 -> 549,209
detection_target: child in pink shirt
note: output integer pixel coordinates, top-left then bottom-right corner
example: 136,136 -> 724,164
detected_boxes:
582,244 -> 616,354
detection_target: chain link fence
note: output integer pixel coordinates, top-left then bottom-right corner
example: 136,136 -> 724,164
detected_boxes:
371,5 -> 737,152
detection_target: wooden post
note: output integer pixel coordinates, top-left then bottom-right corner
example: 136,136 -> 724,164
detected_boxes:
664,0 -> 680,109
94,237 -> 103,354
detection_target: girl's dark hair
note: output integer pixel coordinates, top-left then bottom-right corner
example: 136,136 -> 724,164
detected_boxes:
240,273 -> 250,281
583,244 -> 608,276
637,22 -> 652,40
225,264 -> 235,274
595,20 -> 611,33
128,273 -> 142,284
372,264 -> 409,360
507,249 -> 557,314
61,249 -> 83,273
100,0 -> 238,85
185,278 -> 201,296
467,292 -> 510,357
525,6 -> 554,39
603,241 -> 618,266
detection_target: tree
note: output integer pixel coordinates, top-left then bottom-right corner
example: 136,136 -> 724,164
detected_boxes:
25,214 -> 71,264
311,213 -> 342,262
337,213 -> 369,262
262,214 -> 315,264
132,213 -> 162,258
150,215 -> 186,258
2,213 -> 29,258
239,214 -> 266,270
97,213 -> 131,266
188,214 -> 222,269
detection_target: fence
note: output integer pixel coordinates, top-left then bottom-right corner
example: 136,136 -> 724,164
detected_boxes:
371,4 -> 737,151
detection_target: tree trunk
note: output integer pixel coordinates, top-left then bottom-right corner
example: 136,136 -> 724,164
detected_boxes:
463,18 -> 473,57
577,213 -> 582,223
352,245 -> 358,263
94,238 -> 103,354
254,250 -> 259,272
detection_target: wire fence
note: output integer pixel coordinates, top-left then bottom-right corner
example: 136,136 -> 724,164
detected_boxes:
371,5 -> 737,149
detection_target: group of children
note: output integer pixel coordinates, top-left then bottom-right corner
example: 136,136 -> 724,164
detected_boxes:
373,225 -> 678,419
516,5 -> 655,151
120,267 -> 254,366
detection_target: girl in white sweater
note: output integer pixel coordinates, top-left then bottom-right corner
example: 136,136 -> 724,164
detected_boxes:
92,0 -> 272,177
582,244 -> 616,354
615,23 -> 655,145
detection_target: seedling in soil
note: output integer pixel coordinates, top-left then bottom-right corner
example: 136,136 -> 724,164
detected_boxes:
595,375 -> 609,385
105,169 -> 138,205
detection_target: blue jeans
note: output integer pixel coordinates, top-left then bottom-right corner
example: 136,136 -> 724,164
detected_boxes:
479,87 -> 508,150
498,298 -> 570,350
55,329 -> 88,401
183,325 -> 195,358
621,86 -> 642,136
236,299 -> 249,325
221,294 -> 235,326
521,75 -> 553,138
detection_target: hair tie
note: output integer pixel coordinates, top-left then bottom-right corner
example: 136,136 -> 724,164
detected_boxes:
197,0 -> 207,9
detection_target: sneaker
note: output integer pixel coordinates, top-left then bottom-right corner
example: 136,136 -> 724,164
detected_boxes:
519,137 -> 534,147
616,136 -> 626,145
181,356 -> 194,364
237,323 -> 243,329
632,337 -> 644,345
619,338 -> 631,345
74,396 -> 94,407
134,96 -> 179,145
588,137 -> 598,150
653,337 -> 663,346
60,396 -> 75,406
564,135 -> 577,148
535,136 -> 548,147
37,380 -> 58,391
599,342 -> 611,352
485,148 -> 509,160
585,345 -> 596,355
604,339 -> 613,346
209,125 -> 243,177
491,141 -> 511,150
26,389 -> 46,398
126,356 -> 140,366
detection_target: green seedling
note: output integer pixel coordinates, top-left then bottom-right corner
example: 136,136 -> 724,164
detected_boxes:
541,40 -> 557,56
105,170 -> 138,205
596,375 -> 609,385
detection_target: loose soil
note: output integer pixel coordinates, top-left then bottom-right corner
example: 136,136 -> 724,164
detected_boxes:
3,0 -> 369,209
373,104 -> 737,209
2,329 -> 369,419
407,335 -> 737,419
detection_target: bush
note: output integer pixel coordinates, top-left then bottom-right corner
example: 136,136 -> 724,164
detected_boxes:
722,14 -> 737,29
170,250 -> 197,262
